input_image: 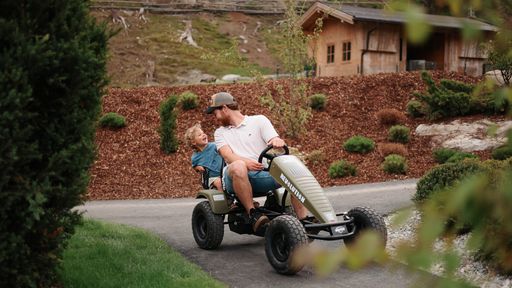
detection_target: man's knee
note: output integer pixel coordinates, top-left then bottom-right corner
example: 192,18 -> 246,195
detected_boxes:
229,160 -> 248,178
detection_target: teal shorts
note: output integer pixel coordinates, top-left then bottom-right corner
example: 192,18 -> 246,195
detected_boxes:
222,169 -> 280,197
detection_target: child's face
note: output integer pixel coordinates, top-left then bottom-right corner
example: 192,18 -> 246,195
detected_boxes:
193,129 -> 208,147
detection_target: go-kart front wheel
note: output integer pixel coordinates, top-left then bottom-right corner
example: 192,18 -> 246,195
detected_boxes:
344,206 -> 387,248
264,215 -> 308,275
192,201 -> 224,250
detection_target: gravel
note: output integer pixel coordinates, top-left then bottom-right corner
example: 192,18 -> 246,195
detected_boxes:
385,210 -> 512,288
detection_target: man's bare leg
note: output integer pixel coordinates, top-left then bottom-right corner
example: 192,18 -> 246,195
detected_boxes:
228,160 -> 254,214
291,197 -> 308,220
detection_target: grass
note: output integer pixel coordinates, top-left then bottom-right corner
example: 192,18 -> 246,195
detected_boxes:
59,219 -> 225,288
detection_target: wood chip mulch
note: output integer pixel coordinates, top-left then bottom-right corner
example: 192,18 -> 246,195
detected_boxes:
87,71 -> 505,200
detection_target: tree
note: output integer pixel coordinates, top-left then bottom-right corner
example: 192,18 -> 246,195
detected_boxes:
486,37 -> 512,86
0,0 -> 108,286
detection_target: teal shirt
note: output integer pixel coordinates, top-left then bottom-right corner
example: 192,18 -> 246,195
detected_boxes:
191,143 -> 222,177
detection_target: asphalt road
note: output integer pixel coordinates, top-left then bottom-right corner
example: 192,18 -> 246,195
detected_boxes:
80,179 -> 440,288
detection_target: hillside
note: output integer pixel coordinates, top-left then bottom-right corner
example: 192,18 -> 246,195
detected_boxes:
88,71 -> 505,200
93,10 -> 283,87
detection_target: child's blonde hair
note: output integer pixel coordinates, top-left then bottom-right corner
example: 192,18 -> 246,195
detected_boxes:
184,123 -> 202,149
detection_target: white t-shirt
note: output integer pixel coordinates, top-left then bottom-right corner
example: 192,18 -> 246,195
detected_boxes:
214,115 -> 279,162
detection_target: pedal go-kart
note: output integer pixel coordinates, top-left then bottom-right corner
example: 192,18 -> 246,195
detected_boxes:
192,145 -> 387,275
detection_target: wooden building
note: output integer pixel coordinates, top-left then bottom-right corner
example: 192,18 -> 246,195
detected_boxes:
299,2 -> 497,77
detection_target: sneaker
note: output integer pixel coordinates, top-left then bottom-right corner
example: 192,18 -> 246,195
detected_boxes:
249,209 -> 269,233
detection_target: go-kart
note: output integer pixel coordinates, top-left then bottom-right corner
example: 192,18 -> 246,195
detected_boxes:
192,145 -> 387,275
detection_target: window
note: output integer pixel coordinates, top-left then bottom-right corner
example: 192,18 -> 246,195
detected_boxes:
327,44 -> 335,64
342,41 -> 351,61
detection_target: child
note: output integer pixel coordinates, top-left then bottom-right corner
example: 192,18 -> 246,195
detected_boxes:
184,124 -> 223,190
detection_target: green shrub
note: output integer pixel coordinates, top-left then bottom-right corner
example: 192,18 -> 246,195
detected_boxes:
343,136 -> 375,153
492,145 -> 512,160
440,79 -> 474,94
388,125 -> 410,143
416,71 -> 471,119
328,160 -> 356,178
159,95 -> 180,154
180,91 -> 199,110
413,159 -> 483,202
433,148 -> 458,164
0,1 -> 108,286
98,112 -> 126,129
382,154 -> 408,174
446,151 -> 478,163
406,99 -> 426,117
309,93 -> 327,110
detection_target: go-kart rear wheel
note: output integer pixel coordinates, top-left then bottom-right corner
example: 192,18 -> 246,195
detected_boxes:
344,206 -> 387,248
192,201 -> 224,250
265,215 -> 308,275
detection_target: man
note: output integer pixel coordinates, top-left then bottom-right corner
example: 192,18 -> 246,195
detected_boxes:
206,92 -> 308,232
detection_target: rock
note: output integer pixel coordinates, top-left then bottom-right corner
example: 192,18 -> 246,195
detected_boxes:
221,74 -> 241,82
240,48 -> 248,53
176,69 -> 217,85
415,120 -> 512,152
199,74 -> 217,83
485,70 -> 506,86
257,48 -> 262,52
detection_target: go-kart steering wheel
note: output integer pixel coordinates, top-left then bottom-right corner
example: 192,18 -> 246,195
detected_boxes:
258,145 -> 289,171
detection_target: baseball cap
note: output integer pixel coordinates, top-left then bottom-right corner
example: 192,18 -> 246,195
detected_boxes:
205,92 -> 237,114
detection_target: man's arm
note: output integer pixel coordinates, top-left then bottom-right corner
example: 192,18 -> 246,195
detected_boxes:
218,145 -> 263,171
267,136 -> 285,148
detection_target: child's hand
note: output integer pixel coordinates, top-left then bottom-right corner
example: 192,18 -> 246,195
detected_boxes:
194,166 -> 205,173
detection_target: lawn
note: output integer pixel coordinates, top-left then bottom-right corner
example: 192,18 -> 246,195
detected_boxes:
59,219 -> 225,288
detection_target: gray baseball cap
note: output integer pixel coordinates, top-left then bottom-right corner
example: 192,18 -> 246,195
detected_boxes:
205,92 -> 237,114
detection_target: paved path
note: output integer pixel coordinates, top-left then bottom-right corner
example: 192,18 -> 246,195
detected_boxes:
80,179 -> 439,288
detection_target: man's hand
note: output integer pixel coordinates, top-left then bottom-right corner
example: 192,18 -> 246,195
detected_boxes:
267,137 -> 285,148
245,159 -> 264,171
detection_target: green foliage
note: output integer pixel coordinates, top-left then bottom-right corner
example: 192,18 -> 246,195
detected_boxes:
0,1 -> 109,286
388,125 -> 410,143
416,71 -> 471,120
309,93 -> 327,110
492,145 -> 512,160
382,154 -> 408,174
99,112 -> 126,129
328,160 -> 356,178
485,39 -> 512,86
60,220 -> 225,288
445,151 -> 478,163
343,136 -> 375,154
159,95 -> 179,154
433,148 -> 458,164
179,91 -> 199,110
440,79 -> 475,94
406,99 -> 426,117
413,159 -> 483,202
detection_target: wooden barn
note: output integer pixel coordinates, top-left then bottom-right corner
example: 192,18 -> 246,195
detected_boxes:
299,2 -> 497,77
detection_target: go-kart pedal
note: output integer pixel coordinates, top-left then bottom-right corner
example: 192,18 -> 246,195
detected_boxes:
249,208 -> 269,233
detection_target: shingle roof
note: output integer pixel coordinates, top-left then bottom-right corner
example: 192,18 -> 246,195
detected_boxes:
321,3 -> 497,31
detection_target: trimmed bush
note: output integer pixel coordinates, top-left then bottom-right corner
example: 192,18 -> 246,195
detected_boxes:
328,160 -> 356,178
406,99 -> 426,117
98,112 -> 126,129
343,136 -> 375,153
440,79 -> 475,94
378,143 -> 407,158
376,108 -> 406,125
433,148 -> 458,164
180,91 -> 199,110
309,93 -> 327,110
413,159 -> 483,202
446,151 -> 478,163
306,149 -> 325,164
159,95 -> 180,154
382,154 -> 407,174
492,145 -> 512,160
388,125 -> 410,143
0,1 -> 108,286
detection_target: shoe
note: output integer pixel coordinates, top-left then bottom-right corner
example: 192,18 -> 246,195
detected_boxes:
249,209 -> 269,233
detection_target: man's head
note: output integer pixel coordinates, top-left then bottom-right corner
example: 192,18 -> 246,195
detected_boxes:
206,92 -> 239,126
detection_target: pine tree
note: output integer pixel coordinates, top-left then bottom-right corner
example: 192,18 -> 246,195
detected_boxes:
0,1 -> 108,286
